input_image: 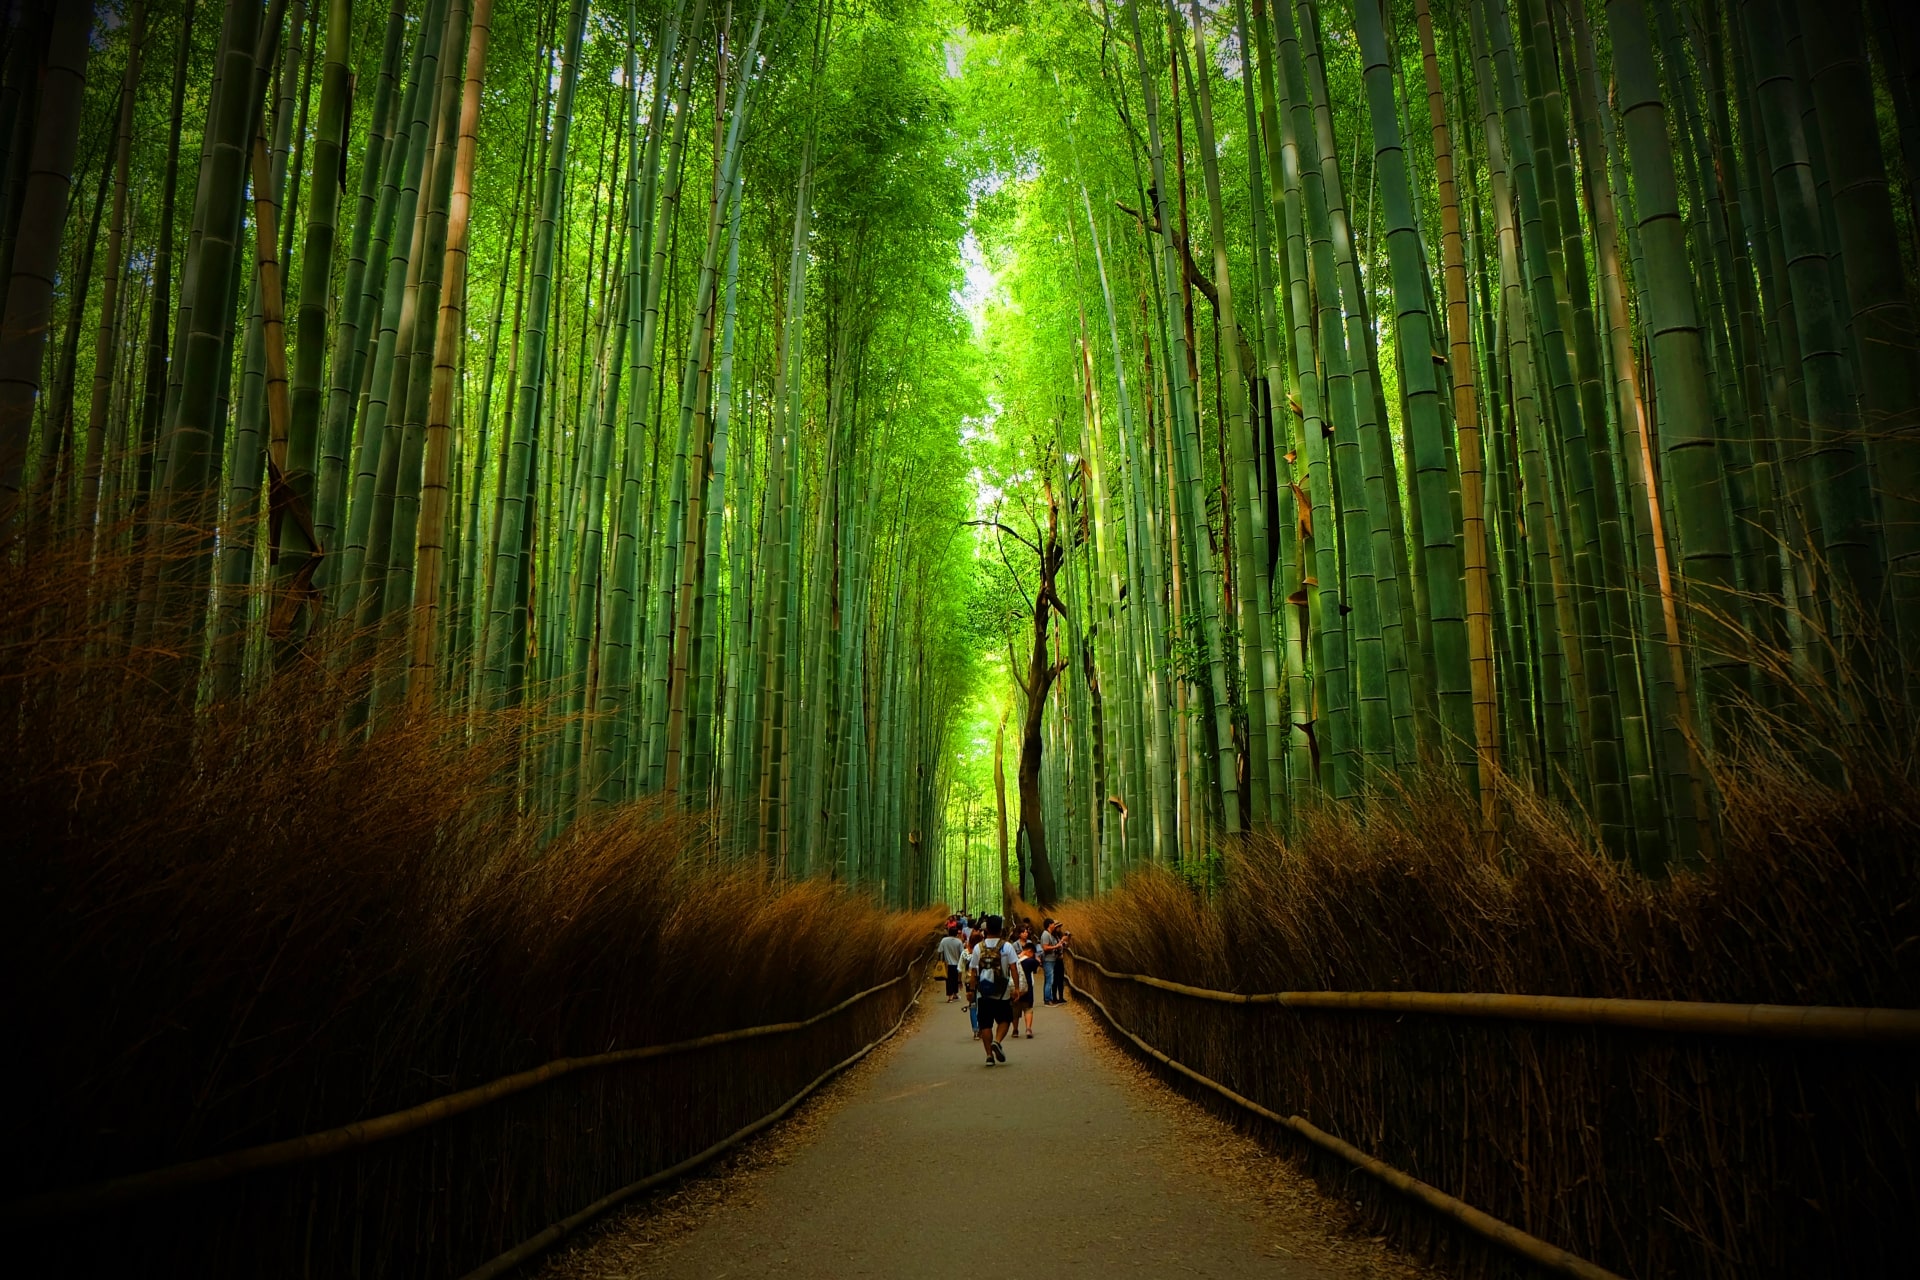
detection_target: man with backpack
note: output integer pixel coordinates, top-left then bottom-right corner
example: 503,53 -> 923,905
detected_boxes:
965,915 -> 1024,1065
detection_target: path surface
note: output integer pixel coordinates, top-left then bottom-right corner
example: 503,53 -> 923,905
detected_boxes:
577,983 -> 1430,1279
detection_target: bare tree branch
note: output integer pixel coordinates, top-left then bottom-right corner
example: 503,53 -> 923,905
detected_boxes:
1114,200 -> 1218,306
963,518 -> 1041,557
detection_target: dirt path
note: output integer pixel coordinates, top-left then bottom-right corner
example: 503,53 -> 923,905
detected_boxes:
544,981 -> 1442,1279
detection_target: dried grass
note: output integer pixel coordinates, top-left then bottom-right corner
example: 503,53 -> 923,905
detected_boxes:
0,537 -> 939,1276
1074,726 -> 1919,1277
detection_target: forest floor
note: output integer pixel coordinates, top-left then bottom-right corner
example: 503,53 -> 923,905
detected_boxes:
539,977 -> 1444,1279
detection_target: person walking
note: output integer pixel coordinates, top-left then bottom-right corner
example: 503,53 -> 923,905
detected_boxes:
1040,919 -> 1063,1005
967,915 -> 1023,1066
1015,940 -> 1040,1037
938,926 -> 967,1003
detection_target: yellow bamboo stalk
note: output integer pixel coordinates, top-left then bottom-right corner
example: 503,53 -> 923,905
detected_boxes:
248,134 -> 293,477
1069,953 -> 1920,1041
1072,971 -> 1626,1280
410,0 -> 494,706
1414,0 -> 1498,848
0,966 -> 913,1221
250,132 -> 324,635
1561,0 -> 1709,859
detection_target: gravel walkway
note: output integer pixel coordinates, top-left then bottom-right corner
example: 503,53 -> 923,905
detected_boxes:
545,979 -> 1442,1279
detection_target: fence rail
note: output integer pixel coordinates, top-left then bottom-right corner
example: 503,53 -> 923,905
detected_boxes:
1070,952 -> 1920,1040
1068,949 -> 1919,1278
1068,957 -> 1625,1280
459,966 -> 926,1280
3,965 -> 919,1225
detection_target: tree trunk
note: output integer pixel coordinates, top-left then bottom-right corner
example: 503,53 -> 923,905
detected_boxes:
994,701 -> 1012,912
1014,484 -> 1067,907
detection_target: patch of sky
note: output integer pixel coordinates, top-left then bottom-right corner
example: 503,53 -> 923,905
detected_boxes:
610,63 -> 657,98
1212,26 -> 1245,79
968,466 -> 1006,529
955,229 -> 999,335
960,402 -> 1000,447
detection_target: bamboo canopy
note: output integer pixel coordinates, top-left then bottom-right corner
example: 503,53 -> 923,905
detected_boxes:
0,0 -> 1915,896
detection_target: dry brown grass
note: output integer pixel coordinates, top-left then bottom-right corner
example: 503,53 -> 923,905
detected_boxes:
1073,731 -> 1919,1277
0,537 -> 939,1277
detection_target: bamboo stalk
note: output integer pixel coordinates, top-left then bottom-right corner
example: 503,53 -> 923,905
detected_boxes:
409,0 -> 493,705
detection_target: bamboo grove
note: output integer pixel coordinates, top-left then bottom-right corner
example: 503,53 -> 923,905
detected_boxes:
5,0 -> 1919,911
952,0 -> 1918,900
0,0 -> 986,904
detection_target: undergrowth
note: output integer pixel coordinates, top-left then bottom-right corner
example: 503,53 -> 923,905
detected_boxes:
0,538 -> 938,1212
1072,694 -> 1919,1277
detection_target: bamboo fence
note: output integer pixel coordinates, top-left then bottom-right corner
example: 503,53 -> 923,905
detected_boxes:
1069,954 -> 1920,1041
5,964 -> 926,1277
1068,952 -> 1920,1278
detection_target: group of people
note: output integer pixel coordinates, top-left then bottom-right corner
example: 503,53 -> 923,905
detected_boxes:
936,912 -> 1072,1066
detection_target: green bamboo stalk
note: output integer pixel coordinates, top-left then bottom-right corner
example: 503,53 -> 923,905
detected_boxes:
1269,0 -> 1350,798
480,0 -> 589,709
312,0 -> 406,603
757,4 -> 831,867
408,0 -> 492,709
1183,0 -> 1274,824
1249,0 -> 1317,815
374,0 -> 470,677
1471,0 -> 1574,790
694,148 -> 750,800
272,0 -> 354,642
337,0 -> 446,629
1131,0 -> 1241,834
154,0 -> 266,648
1084,178 -> 1174,861
1793,0 -> 1920,686
1607,0 -> 1743,735
130,0 -> 197,555
1526,0 -> 1654,852
78,1 -> 146,539
1353,0 -> 1474,778
0,1 -> 91,526
1411,0 -> 1500,831
596,0 -> 703,801
1297,0 -> 1400,787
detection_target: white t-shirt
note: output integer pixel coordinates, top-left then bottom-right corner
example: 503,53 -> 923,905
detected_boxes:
968,939 -> 1023,997
938,935 -> 966,966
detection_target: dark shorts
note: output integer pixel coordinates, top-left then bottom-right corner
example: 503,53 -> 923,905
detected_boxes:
1014,987 -> 1034,1010
976,996 -> 1013,1027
